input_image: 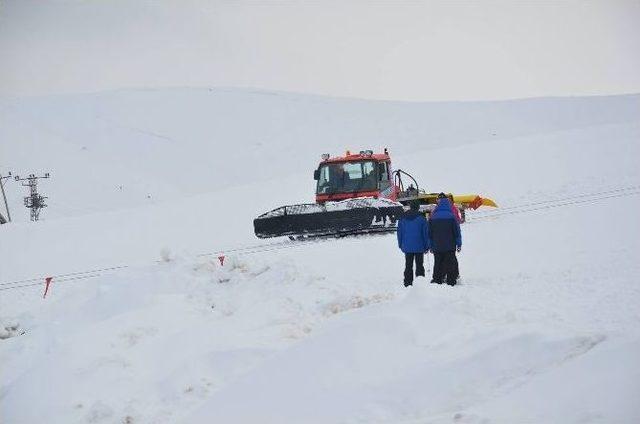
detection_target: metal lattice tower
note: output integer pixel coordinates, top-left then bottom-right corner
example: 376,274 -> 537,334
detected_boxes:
0,171 -> 12,224
14,173 -> 50,221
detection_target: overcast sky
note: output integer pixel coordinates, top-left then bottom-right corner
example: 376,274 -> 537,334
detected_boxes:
1,0 -> 639,101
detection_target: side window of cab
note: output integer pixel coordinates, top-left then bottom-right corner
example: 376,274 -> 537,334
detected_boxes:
378,161 -> 391,191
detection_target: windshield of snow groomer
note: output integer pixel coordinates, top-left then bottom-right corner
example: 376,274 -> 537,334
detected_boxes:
316,161 -> 377,194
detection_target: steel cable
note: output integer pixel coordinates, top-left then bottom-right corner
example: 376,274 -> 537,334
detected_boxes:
1,184 -> 639,292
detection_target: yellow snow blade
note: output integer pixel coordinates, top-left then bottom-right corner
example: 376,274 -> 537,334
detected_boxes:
416,193 -> 498,209
480,197 -> 498,207
452,195 -> 498,208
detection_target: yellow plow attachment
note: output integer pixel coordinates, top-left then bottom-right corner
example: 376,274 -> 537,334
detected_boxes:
452,194 -> 498,209
414,193 -> 498,209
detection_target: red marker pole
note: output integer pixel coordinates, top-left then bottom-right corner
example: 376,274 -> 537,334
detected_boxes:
218,255 -> 225,266
43,277 -> 53,299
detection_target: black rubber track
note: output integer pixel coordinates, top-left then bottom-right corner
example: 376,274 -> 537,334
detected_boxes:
254,204 -> 404,238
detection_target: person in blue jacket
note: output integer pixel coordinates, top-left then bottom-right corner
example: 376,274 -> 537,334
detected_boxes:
429,193 -> 462,285
397,200 -> 430,286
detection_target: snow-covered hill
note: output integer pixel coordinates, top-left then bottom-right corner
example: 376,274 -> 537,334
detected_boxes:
1,89 -> 639,423
1,89 -> 638,280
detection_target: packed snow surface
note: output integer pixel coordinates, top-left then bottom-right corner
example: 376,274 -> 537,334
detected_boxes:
1,89 -> 639,423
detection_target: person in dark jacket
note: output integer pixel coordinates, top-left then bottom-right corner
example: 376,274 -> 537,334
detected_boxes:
397,200 -> 430,286
429,193 -> 462,285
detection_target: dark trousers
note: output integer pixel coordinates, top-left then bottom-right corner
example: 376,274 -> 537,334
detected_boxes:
404,253 -> 425,286
432,251 -> 459,285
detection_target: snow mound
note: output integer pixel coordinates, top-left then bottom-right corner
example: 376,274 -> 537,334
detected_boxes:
0,254 -> 405,423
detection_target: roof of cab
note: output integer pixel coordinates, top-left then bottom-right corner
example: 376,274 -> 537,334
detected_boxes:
320,152 -> 390,164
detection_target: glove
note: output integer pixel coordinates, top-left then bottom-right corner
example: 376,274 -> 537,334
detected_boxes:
456,246 -> 461,253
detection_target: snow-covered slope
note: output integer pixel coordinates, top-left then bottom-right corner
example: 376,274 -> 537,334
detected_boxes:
1,89 -> 638,217
1,89 -> 638,280
1,89 -> 639,423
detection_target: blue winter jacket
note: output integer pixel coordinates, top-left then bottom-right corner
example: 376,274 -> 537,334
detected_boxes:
429,199 -> 462,252
397,210 -> 430,253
